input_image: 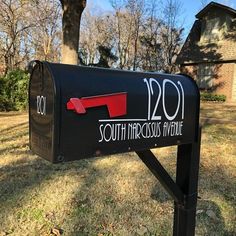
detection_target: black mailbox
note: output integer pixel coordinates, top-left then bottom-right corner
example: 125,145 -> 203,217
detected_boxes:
29,61 -> 199,163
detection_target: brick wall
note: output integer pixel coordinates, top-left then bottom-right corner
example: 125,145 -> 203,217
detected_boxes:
215,63 -> 234,101
180,63 -> 235,102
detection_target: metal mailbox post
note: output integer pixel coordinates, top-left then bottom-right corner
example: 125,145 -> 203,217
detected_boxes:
29,61 -> 201,236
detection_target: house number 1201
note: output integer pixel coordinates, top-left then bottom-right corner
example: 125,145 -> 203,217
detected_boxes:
37,95 -> 46,116
143,78 -> 185,121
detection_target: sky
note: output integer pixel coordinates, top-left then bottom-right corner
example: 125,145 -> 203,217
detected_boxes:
87,0 -> 236,37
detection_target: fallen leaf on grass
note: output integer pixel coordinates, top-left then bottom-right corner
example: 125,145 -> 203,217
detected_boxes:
51,227 -> 63,236
45,211 -> 55,221
206,210 -> 218,221
197,209 -> 204,214
137,226 -> 148,235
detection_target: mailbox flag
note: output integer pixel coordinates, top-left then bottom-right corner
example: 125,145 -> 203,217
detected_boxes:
67,92 -> 127,118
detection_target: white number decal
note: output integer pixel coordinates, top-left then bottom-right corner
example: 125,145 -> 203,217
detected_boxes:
150,78 -> 162,120
143,78 -> 151,120
37,96 -> 46,115
178,81 -> 185,119
162,79 -> 180,121
144,78 -> 185,121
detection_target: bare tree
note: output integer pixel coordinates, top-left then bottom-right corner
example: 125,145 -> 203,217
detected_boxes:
161,0 -> 184,72
80,7 -> 116,66
111,0 -> 134,69
126,0 -> 146,71
79,9 -> 102,65
139,1 -> 163,71
0,0 -> 33,74
0,0 -> 88,72
77,0 -> 184,72
30,0 -> 61,61
60,0 -> 86,65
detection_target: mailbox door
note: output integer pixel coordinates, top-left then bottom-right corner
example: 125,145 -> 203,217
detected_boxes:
29,63 -> 57,162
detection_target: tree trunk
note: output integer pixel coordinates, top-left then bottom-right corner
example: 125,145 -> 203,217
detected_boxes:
60,0 -> 86,65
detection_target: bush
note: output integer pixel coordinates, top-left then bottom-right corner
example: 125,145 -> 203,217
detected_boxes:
0,69 -> 30,111
200,92 -> 226,102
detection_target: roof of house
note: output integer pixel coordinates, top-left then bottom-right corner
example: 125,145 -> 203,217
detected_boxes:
176,2 -> 236,65
196,1 -> 236,19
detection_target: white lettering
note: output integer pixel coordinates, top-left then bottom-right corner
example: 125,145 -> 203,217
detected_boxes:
162,121 -> 183,137
98,121 -> 162,143
98,124 -> 104,142
37,96 -> 46,116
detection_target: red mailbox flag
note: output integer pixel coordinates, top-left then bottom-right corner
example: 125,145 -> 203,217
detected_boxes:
67,92 -> 127,118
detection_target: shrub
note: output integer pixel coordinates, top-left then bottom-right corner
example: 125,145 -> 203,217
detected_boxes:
0,69 -> 30,111
200,92 -> 226,102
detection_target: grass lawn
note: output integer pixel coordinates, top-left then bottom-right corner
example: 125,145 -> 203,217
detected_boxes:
200,102 -> 236,121
0,103 -> 235,235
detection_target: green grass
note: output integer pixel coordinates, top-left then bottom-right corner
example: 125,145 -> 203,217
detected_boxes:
0,103 -> 235,235
200,102 -> 236,121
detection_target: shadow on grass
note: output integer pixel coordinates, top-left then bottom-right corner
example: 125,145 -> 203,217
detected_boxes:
201,118 -> 236,126
0,155 -> 83,228
0,112 -> 26,117
0,143 -> 28,155
0,117 -> 58,228
196,164 -> 236,235
58,138 -> 235,236
0,121 -> 28,134
142,125 -> 235,235
0,121 -> 28,155
60,155 -> 174,235
198,123 -> 235,234
196,199 -> 235,236
200,163 -> 236,204
0,130 -> 28,143
0,158 -> 51,201
1,150 -> 234,235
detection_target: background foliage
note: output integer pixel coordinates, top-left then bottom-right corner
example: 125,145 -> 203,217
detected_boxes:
0,70 -> 29,111
200,92 -> 226,102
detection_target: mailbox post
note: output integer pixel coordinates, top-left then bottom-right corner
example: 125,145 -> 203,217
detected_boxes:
136,128 -> 201,236
29,61 -> 201,236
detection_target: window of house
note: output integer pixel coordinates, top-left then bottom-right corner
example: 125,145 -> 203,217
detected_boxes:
197,64 -> 214,89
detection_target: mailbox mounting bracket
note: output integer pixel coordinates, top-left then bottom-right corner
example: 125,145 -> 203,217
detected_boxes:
136,149 -> 185,205
136,127 -> 201,236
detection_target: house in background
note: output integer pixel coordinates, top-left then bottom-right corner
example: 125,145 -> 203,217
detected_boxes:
176,1 -> 236,102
